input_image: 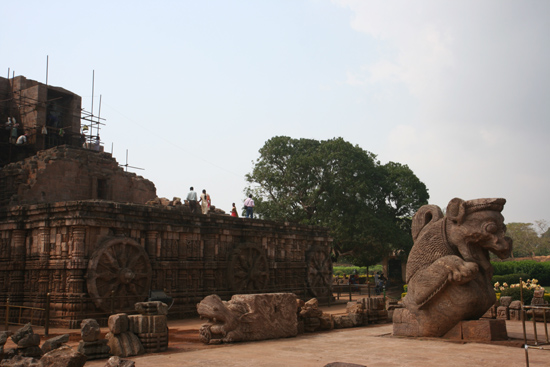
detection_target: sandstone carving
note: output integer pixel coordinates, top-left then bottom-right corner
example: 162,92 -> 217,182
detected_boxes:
87,238 -> 153,313
41,334 -> 69,354
528,288 -> 550,321
197,293 -> 298,344
11,324 -> 42,359
393,198 -> 513,337
77,319 -> 111,360
40,345 -> 87,367
128,301 -> 169,353
105,314 -> 144,357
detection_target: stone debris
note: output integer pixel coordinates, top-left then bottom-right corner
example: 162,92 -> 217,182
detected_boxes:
0,331 -> 12,355
40,334 -> 69,354
105,314 -> 144,357
11,324 -> 42,359
0,355 -> 42,367
40,345 -> 87,367
77,319 -> 110,360
104,356 -> 136,367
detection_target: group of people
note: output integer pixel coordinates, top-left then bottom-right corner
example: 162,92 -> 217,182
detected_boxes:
186,187 -> 255,219
186,187 -> 211,215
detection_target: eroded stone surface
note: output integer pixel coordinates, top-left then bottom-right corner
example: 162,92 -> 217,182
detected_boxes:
80,319 -> 101,342
393,198 -> 513,337
41,334 -> 69,354
197,293 -> 298,344
40,345 -> 87,367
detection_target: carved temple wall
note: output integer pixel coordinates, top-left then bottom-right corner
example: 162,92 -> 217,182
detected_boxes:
0,200 -> 333,328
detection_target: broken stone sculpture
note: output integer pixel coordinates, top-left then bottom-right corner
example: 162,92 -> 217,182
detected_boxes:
497,296 -> 512,320
297,298 -> 334,333
393,198 -> 513,337
128,301 -> 169,353
40,345 -> 87,367
0,331 -> 11,356
11,323 -> 42,358
41,334 -> 69,354
528,288 -> 550,321
509,300 -> 522,321
77,319 -> 111,360
105,355 -> 136,367
105,313 -> 144,357
197,293 -> 298,344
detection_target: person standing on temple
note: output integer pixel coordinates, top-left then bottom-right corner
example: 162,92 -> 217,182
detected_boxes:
199,189 -> 209,215
186,187 -> 198,214
244,194 -> 255,219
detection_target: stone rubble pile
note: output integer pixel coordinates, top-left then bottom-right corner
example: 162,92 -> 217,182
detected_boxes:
77,319 -> 110,360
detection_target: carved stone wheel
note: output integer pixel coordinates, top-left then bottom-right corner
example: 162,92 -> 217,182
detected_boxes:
228,243 -> 269,292
87,237 -> 152,312
306,246 -> 333,298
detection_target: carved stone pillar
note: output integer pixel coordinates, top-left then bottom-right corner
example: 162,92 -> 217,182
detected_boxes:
67,227 -> 87,295
146,231 -> 158,260
10,230 -> 27,302
38,227 -> 50,262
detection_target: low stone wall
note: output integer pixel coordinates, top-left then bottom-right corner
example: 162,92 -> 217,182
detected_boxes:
0,200 -> 332,328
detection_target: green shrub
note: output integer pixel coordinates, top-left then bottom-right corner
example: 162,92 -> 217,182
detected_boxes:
492,260 -> 550,285
499,286 -> 535,305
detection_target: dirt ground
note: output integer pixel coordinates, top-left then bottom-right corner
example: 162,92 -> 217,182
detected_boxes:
3,291 -> 550,367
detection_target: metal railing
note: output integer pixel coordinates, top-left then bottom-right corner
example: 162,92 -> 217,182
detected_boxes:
4,293 -> 51,335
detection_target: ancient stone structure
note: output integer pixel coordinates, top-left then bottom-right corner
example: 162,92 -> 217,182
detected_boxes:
0,145 -> 156,206
0,75 -> 333,329
128,302 -> 169,353
197,293 -> 298,344
0,197 -> 331,327
393,198 -> 513,337
0,75 -> 84,168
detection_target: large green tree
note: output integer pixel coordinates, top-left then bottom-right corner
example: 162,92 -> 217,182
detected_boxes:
245,136 -> 429,268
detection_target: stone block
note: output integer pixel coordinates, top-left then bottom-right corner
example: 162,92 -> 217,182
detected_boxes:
40,345 -> 87,367
137,332 -> 168,353
80,319 -> 101,342
109,314 -> 129,335
41,334 -> 69,353
77,339 -> 111,360
128,315 -> 167,334
461,319 -> 508,341
106,332 -> 144,357
197,293 -> 297,343
333,315 -> 354,329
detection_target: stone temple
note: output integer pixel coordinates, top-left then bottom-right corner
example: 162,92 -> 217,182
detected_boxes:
0,75 -> 333,328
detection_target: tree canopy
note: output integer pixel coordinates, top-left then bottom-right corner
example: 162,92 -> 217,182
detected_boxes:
245,136 -> 429,268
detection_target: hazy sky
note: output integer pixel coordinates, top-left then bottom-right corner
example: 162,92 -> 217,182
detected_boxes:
2,0 -> 549,225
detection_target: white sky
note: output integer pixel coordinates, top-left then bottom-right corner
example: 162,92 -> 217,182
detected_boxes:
2,0 -> 548,224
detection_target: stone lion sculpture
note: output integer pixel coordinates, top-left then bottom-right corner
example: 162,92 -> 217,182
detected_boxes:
393,198 -> 513,337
